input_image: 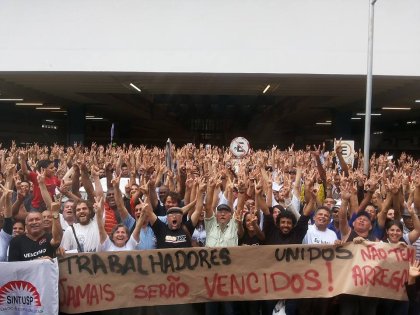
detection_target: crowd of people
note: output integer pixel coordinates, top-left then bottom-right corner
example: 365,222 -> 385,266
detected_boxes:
0,140 -> 419,315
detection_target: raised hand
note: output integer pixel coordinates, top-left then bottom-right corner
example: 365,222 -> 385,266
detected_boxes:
93,196 -> 104,215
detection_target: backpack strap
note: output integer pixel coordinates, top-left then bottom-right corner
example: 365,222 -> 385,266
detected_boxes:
70,225 -> 83,252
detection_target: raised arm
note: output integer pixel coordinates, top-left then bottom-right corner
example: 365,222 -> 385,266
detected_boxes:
377,188 -> 392,229
144,197 -> 157,226
50,202 -> 63,247
93,196 -> 107,244
413,174 -> 420,214
146,173 -> 159,211
335,138 -> 349,177
71,164 -> 82,198
79,162 -> 95,203
407,196 -> 420,244
111,176 -> 131,220
132,203 -> 147,243
91,165 -> 104,198
0,184 -> 13,220
255,177 -> 270,215
190,179 -> 206,227
293,153 -> 304,198
339,183 -> 352,242
302,175 -> 316,217
38,169 -> 53,211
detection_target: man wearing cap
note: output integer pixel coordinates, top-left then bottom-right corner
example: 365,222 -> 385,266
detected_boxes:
143,183 -> 202,315
338,190 -> 379,315
203,181 -> 244,315
339,192 -> 378,243
205,203 -> 240,247
145,184 -> 201,249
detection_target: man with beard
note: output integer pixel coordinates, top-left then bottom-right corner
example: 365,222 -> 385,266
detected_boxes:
61,200 -> 100,252
260,178 -> 316,315
9,201 -> 62,261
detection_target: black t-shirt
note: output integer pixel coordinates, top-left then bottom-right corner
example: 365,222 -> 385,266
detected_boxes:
240,232 -> 261,246
151,219 -> 195,249
8,233 -> 58,261
263,213 -> 310,245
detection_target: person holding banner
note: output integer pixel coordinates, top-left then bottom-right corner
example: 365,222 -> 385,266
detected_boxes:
142,178 -> 203,315
259,175 -> 316,315
202,174 -> 244,315
338,183 -> 380,315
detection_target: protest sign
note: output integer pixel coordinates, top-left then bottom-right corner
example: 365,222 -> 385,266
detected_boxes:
58,242 -> 414,313
0,259 -> 59,315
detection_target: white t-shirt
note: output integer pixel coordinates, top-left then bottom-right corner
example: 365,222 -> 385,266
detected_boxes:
303,224 -> 338,245
99,235 -> 138,252
61,216 -> 100,252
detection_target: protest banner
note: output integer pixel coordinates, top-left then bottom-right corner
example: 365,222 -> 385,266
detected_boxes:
0,259 -> 59,315
57,242 -> 414,313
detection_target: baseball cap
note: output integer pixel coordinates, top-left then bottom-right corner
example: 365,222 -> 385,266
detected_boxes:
355,210 -> 371,221
167,207 -> 183,215
216,204 -> 232,212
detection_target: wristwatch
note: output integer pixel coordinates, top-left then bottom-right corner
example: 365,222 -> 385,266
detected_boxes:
52,212 -> 60,219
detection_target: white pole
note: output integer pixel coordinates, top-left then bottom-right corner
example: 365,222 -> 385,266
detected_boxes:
363,0 -> 377,175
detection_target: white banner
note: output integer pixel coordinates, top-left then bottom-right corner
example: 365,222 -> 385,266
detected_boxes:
0,259 -> 59,315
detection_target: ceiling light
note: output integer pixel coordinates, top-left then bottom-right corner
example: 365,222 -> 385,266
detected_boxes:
382,107 -> 411,110
356,113 -> 382,116
129,83 -> 141,92
316,122 -> 331,125
51,110 -> 67,113
351,117 -> 362,120
373,131 -> 383,135
85,115 -> 95,118
86,117 -> 103,120
263,84 -> 270,94
45,120 -> 54,123
16,102 -> 43,106
325,120 -> 332,123
36,107 -> 60,110
415,100 -> 420,103
0,98 -> 24,101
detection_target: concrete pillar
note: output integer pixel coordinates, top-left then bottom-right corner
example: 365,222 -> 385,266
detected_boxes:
67,105 -> 85,145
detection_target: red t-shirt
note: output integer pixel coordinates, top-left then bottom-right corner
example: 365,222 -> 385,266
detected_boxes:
104,202 -> 119,235
28,171 -> 61,209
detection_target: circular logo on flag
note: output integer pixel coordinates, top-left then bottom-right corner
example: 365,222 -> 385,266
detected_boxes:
229,137 -> 250,158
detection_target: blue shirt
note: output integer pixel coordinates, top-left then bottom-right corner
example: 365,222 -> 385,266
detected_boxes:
123,215 -> 157,250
